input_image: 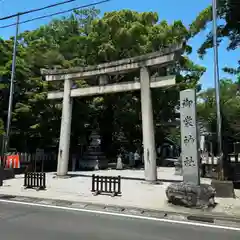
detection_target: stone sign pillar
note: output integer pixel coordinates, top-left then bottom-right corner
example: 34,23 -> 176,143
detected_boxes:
57,78 -> 73,176
140,67 -> 157,182
180,89 -> 200,185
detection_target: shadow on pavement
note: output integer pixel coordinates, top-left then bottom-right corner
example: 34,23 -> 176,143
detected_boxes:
65,173 -> 182,183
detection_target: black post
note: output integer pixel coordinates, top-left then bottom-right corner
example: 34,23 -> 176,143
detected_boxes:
41,156 -> 44,172
34,155 -> 37,173
100,176 -> 103,192
92,174 -> 95,192
118,175 -> 121,194
24,172 -> 27,186
104,176 -> 107,192
43,172 -> 46,189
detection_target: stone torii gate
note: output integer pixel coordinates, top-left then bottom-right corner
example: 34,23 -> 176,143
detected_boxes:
41,44 -> 184,182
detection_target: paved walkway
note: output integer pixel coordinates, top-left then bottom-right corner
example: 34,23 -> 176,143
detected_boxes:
0,167 -> 240,217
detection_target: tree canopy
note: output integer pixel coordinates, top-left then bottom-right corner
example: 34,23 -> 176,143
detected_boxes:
197,77 -> 240,154
190,0 -> 240,73
190,0 -> 240,153
0,8 -> 206,154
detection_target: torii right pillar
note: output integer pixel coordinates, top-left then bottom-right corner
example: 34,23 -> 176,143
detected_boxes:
140,67 -> 157,182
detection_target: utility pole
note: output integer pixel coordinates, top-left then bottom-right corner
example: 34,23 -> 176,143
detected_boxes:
212,0 -> 223,179
5,14 -> 20,151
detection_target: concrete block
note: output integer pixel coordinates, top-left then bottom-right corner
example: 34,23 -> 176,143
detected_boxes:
211,180 -> 235,198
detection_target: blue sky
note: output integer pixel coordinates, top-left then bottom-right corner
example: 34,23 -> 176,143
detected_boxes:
1,0 -> 239,89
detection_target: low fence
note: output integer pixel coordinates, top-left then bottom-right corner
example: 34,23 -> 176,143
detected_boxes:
200,153 -> 240,181
1,152 -> 56,163
228,154 -> 240,183
201,155 -> 218,165
11,152 -> 57,173
228,154 -> 240,163
91,174 -> 121,197
18,152 -> 57,164
24,172 -> 46,190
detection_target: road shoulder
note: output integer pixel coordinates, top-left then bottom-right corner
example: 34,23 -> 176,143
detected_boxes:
0,193 -> 240,228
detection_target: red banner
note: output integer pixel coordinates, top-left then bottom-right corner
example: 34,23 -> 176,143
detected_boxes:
5,154 -> 20,169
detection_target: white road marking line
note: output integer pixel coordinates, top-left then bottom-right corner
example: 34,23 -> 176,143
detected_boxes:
0,199 -> 239,232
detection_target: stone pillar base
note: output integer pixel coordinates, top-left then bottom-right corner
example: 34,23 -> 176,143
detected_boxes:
166,182 -> 216,208
211,179 -> 235,198
53,174 -> 71,179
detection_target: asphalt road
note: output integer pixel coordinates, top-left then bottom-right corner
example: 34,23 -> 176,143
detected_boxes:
0,201 -> 239,240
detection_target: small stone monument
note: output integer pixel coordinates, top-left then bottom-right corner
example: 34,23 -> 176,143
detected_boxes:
79,130 -> 108,170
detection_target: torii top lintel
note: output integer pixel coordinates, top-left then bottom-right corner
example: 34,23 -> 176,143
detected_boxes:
41,43 -> 184,82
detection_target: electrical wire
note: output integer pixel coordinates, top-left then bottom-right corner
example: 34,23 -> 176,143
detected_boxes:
0,0 -> 77,21
0,0 -> 110,29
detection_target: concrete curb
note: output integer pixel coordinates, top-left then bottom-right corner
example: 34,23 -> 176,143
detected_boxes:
0,194 -> 240,225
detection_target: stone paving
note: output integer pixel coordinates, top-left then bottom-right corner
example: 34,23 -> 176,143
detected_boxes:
0,167 -> 240,217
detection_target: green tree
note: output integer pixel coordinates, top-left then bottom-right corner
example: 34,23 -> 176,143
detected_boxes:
0,8 -> 206,155
197,79 -> 240,155
190,0 -> 240,73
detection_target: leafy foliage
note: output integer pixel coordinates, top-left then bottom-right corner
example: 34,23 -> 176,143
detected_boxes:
0,8 -> 205,154
190,0 -> 240,75
198,78 -> 240,140
190,0 -> 240,53
197,78 -> 240,156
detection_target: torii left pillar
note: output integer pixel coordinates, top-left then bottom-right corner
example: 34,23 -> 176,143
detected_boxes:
140,67 -> 157,182
57,78 -> 73,176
